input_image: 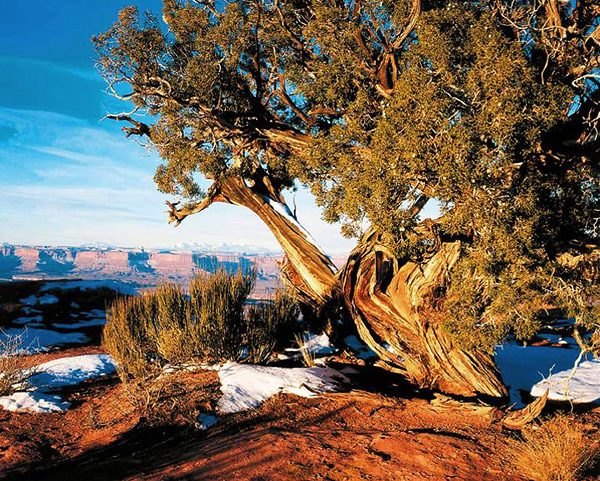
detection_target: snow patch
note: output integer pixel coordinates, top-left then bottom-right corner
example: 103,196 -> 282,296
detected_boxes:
38,294 -> 59,305
0,392 -> 70,413
52,318 -> 106,330
19,295 -> 38,306
20,307 -> 41,315
280,333 -> 335,360
27,354 -> 116,390
217,361 -> 348,413
495,340 -> 582,408
18,294 -> 58,306
13,315 -> 43,325
0,354 -> 117,413
531,357 -> 600,404
0,328 -> 88,353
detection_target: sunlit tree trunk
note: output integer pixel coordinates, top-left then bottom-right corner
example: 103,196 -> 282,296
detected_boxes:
177,184 -> 508,399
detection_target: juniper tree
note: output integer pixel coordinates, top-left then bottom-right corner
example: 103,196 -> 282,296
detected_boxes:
94,0 -> 600,398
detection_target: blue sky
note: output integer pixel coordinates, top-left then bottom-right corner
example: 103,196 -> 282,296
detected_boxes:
0,0 -> 356,253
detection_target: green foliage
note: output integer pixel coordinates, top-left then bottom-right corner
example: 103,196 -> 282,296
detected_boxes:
95,0 -> 600,351
102,270 -> 300,379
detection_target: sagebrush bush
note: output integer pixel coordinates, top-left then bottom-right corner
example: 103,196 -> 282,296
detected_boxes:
245,289 -> 300,363
511,414 -> 599,481
189,270 -> 255,361
0,330 -> 31,396
102,294 -> 162,380
103,269 -> 299,380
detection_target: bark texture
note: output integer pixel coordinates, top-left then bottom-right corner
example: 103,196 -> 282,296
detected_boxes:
339,229 -> 508,399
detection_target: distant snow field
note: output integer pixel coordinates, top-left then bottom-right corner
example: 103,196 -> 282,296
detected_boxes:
40,280 -> 137,296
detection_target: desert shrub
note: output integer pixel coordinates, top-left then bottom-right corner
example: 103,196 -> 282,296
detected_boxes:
0,330 -> 31,396
511,413 -> 599,481
145,283 -> 192,364
189,269 -> 255,361
245,289 -> 300,363
294,332 -> 317,367
103,295 -> 161,380
104,270 -> 300,379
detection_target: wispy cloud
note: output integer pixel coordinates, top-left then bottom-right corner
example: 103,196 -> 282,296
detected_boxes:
0,55 -> 101,82
0,107 -> 355,253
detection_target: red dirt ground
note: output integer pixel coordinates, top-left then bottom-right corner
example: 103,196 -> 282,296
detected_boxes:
0,348 -> 597,481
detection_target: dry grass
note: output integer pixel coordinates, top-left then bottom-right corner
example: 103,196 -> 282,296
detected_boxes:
103,270 -> 300,381
122,370 -> 220,428
511,413 -> 599,481
294,333 -> 316,367
0,329 -> 32,396
245,289 -> 300,363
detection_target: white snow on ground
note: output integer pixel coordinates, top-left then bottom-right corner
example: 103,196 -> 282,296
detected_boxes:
52,318 -> 106,330
495,339 -> 581,408
13,315 -> 43,325
20,307 -> 41,315
344,335 -> 378,360
0,392 -> 70,413
40,280 -> 137,296
278,332 -> 336,360
531,357 -> 600,403
0,328 -> 88,353
26,354 -> 116,390
38,294 -> 59,305
19,294 -> 58,305
0,354 -> 117,413
19,295 -> 38,306
217,361 -> 348,413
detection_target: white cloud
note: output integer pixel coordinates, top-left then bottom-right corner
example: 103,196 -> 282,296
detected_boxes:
0,107 -> 355,254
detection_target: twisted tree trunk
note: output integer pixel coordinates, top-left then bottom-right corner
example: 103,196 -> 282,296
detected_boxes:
339,229 -> 508,399
169,176 -> 507,399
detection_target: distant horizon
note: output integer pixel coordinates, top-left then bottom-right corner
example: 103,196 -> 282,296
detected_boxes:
0,239 -> 354,256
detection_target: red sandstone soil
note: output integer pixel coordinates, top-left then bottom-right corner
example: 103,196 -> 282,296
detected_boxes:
0,348 -> 598,481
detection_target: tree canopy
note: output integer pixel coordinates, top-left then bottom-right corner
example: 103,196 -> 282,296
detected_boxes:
94,0 -> 600,356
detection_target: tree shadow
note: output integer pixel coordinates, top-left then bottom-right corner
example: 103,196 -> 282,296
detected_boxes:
0,402 -> 360,481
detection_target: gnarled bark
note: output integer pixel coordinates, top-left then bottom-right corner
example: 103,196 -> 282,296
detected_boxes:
168,178 -> 507,399
339,228 -> 508,399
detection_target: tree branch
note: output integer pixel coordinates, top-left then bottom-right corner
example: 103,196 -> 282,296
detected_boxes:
105,114 -> 151,138
391,0 -> 421,50
166,183 -> 226,226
